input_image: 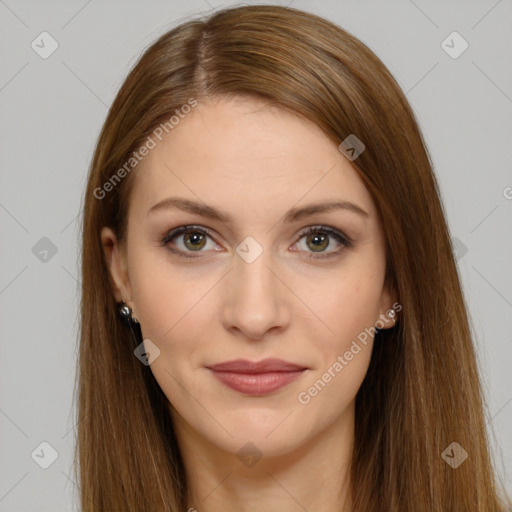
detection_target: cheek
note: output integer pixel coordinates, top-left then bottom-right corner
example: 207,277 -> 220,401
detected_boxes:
129,258 -> 212,406
128,250 -> 216,363
291,257 -> 384,408
294,271 -> 381,411
297,259 -> 384,352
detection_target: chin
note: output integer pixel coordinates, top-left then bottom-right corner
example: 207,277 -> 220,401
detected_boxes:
214,408 -> 314,455
213,428 -> 308,461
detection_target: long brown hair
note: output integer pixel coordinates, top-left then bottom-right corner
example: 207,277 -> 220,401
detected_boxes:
75,5 -> 511,510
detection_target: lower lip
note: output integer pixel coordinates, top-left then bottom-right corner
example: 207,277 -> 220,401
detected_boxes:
208,369 -> 305,395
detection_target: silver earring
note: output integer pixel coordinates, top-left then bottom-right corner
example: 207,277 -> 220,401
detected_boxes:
386,308 -> 396,319
118,300 -> 139,327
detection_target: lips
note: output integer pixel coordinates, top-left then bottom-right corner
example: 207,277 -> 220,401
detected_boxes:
206,358 -> 308,395
207,358 -> 307,373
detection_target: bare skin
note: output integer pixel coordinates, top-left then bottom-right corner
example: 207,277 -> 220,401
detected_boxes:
102,96 -> 397,511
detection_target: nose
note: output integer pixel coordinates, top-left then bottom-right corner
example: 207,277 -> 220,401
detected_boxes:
221,242 -> 291,340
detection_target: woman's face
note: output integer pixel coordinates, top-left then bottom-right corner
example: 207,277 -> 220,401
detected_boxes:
102,96 -> 395,458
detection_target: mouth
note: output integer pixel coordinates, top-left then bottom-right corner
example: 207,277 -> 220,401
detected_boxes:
206,358 -> 308,396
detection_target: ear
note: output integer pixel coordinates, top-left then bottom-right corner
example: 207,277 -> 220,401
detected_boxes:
100,226 -> 134,306
376,284 -> 400,330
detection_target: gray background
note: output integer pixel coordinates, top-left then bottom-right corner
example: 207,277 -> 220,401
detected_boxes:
1,0 -> 511,510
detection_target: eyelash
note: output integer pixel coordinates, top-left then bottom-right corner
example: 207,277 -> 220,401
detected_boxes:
160,225 -> 353,260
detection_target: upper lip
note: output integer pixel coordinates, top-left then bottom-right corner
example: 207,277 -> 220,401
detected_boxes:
206,358 -> 307,374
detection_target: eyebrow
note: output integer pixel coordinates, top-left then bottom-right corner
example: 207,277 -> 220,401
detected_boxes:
146,197 -> 369,222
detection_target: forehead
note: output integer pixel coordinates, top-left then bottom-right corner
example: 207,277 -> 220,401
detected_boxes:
129,97 -> 377,223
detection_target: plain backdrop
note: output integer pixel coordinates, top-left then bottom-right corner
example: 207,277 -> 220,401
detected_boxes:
0,0 -> 511,510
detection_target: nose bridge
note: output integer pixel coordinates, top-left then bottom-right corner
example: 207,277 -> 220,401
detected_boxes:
222,235 -> 289,338
236,236 -> 274,290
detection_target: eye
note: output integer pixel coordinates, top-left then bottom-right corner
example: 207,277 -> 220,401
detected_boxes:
293,225 -> 352,259
161,224 -> 352,260
161,225 -> 221,259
